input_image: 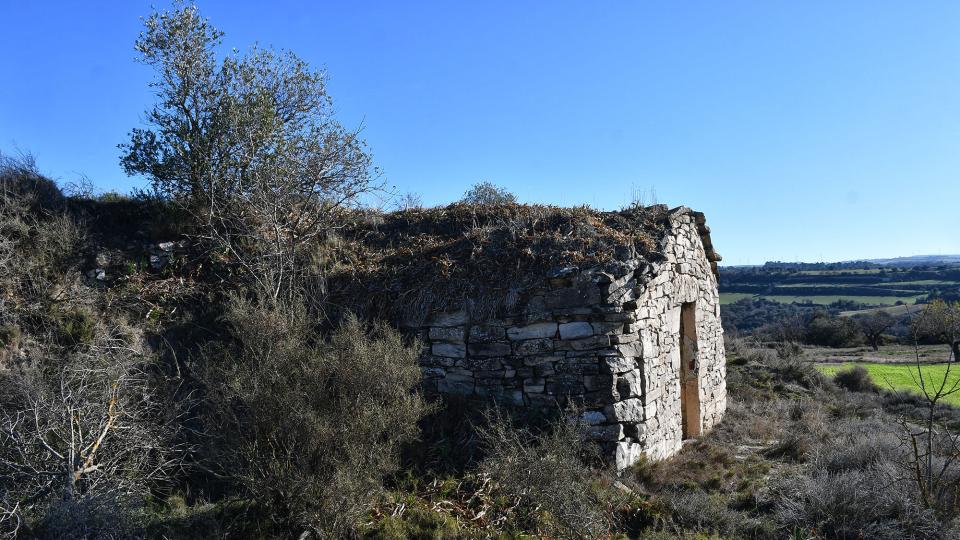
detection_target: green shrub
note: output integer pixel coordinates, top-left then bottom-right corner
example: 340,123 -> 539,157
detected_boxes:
460,181 -> 517,205
805,313 -> 864,348
0,324 -> 20,347
55,308 -> 95,348
363,504 -> 459,539
201,295 -> 429,537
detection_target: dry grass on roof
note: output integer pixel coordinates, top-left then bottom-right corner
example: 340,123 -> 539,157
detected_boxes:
326,202 -> 669,325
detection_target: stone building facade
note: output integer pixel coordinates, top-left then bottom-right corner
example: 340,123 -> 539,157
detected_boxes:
415,207 -> 726,469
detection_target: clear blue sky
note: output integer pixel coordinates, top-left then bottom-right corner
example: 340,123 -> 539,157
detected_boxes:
2,1 -> 958,265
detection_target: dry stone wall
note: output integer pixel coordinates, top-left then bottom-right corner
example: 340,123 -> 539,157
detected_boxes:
414,207 -> 725,469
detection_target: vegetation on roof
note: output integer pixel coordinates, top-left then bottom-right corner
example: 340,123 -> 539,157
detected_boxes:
327,202 -> 670,324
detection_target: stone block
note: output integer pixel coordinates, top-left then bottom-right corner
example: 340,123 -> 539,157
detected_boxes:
592,321 -> 626,335
583,373 -> 614,392
546,378 -> 584,396
437,373 -> 474,395
429,326 -> 465,342
603,356 -> 636,374
615,442 -> 644,471
468,342 -> 512,357
559,321 -> 594,339
585,423 -> 624,442
467,357 -> 503,371
580,410 -> 607,425
513,337 -> 554,356
523,378 -> 546,393
476,386 -> 524,406
616,370 -> 642,399
567,335 -> 610,351
615,341 -> 642,357
545,286 -> 601,309
612,333 -> 639,344
428,311 -> 468,327
523,355 -> 559,366
420,367 -> 445,378
623,421 -> 646,441
507,322 -> 558,340
432,342 -> 466,358
535,363 -> 556,377
469,325 -> 506,343
607,398 -> 643,423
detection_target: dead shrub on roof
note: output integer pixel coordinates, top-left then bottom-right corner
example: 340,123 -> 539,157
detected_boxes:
328,203 -> 669,324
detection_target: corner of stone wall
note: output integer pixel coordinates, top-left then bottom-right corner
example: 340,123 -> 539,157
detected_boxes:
416,257 -> 658,469
418,207 -> 726,471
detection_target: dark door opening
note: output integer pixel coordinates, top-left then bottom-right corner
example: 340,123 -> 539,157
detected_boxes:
679,302 -> 701,439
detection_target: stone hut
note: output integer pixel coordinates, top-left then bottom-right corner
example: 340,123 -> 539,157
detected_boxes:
330,204 -> 726,469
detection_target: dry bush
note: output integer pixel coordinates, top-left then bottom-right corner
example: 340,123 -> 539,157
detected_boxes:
656,489 -> 775,539
833,365 -> 879,393
0,155 -> 89,344
0,327 -> 184,537
477,408 -> 619,539
0,153 -> 64,213
328,202 -> 669,324
33,493 -> 144,540
199,295 -> 429,537
771,464 -> 939,540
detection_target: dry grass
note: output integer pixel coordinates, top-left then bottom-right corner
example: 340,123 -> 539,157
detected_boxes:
327,202 -> 669,324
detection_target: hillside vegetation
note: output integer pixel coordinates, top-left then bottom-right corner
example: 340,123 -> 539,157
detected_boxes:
4,4 -> 960,539
6,144 -> 960,540
720,262 -> 960,312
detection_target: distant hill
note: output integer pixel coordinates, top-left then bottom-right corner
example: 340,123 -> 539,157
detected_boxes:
866,255 -> 960,266
717,257 -> 960,329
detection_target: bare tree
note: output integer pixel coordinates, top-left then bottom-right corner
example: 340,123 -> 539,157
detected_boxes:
396,191 -> 423,211
0,333 -> 185,536
855,310 -> 896,351
120,4 -> 381,300
891,301 -> 960,512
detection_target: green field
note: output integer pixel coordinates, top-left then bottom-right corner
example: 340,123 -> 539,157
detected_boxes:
817,362 -> 960,406
719,292 -> 756,304
839,304 -> 925,317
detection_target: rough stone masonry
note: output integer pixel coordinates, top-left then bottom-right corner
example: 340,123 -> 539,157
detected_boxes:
414,206 -> 726,469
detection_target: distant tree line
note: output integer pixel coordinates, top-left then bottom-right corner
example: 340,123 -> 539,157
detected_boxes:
724,297 -> 960,351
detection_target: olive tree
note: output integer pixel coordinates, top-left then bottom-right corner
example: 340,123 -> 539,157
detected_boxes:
460,181 -> 517,205
121,4 -> 379,300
